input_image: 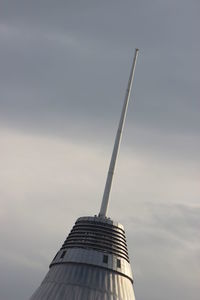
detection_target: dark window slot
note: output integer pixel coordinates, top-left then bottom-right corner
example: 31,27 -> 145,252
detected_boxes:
103,254 -> 108,264
117,259 -> 121,268
60,251 -> 66,259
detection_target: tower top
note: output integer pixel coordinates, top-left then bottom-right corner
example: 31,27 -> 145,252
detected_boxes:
99,48 -> 139,218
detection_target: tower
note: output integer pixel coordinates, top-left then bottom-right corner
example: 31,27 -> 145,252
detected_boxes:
30,49 -> 139,300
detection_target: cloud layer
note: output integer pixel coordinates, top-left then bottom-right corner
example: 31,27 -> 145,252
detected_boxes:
0,1 -> 199,300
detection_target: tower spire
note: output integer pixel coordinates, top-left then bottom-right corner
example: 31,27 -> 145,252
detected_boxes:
30,49 -> 139,300
99,48 -> 139,218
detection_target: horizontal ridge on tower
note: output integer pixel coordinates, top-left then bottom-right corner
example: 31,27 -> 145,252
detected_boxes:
60,217 -> 130,262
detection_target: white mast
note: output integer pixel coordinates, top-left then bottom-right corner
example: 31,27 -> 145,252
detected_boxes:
99,48 -> 139,218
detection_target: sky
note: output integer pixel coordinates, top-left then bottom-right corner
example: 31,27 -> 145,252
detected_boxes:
0,1 -> 199,299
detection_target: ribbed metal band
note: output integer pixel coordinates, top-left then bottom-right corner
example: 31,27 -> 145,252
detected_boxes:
60,216 -> 130,262
30,263 -> 136,300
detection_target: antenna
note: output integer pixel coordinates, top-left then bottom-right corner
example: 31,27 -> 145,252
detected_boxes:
99,48 -> 139,218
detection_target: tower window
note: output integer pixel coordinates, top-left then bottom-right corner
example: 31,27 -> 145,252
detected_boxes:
117,259 -> 121,268
53,252 -> 59,261
60,251 -> 66,259
103,255 -> 108,264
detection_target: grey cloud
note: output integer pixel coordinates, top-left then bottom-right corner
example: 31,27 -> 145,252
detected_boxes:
0,1 -> 200,300
124,202 -> 200,300
0,0 -> 199,140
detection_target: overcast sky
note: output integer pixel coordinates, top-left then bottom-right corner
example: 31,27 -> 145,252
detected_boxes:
0,1 -> 199,300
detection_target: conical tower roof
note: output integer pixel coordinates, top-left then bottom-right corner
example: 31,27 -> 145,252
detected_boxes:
30,49 -> 139,300
30,217 -> 135,300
